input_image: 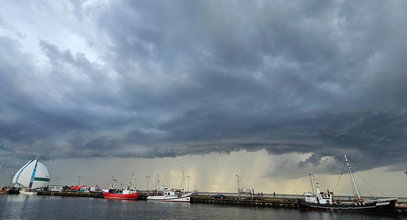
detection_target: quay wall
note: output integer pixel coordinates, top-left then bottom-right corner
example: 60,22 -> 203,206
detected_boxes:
191,195 -> 298,208
37,191 -> 103,198
36,191 -> 407,215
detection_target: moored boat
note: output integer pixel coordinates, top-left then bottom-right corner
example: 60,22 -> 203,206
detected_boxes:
6,187 -> 20,195
147,187 -> 191,202
12,156 -> 50,194
298,155 -> 397,215
103,188 -> 139,200
19,188 -> 37,195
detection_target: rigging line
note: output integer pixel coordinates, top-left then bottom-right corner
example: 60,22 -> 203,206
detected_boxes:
355,173 -> 387,197
332,164 -> 347,192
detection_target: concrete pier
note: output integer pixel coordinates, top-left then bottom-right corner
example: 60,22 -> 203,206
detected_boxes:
191,195 -> 298,208
37,191 -> 103,198
35,191 -> 407,215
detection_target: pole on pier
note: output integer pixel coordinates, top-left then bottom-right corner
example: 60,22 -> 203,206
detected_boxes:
78,176 -> 83,186
146,176 -> 151,193
55,176 -> 61,185
236,174 -> 240,200
186,175 -> 191,192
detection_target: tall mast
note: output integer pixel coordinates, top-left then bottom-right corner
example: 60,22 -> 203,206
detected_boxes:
308,174 -> 315,194
130,172 -> 135,188
180,170 -> 186,191
313,175 -> 321,195
344,155 -> 361,199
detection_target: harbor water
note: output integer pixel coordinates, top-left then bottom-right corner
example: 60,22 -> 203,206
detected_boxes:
0,195 -> 404,220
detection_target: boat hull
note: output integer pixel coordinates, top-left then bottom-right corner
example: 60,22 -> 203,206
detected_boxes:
103,192 -> 139,200
298,198 -> 397,215
147,196 -> 190,202
20,191 -> 37,195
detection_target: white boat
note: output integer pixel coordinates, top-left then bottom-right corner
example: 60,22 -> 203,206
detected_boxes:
147,187 -> 191,202
13,159 -> 50,189
12,157 -> 50,195
19,188 -> 37,195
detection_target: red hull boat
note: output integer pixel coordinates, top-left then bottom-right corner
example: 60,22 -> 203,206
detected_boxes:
103,189 -> 139,200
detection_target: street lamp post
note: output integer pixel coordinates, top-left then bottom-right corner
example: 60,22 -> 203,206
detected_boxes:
186,175 -> 191,192
236,174 -> 240,200
146,176 -> 151,193
78,176 -> 83,186
156,175 -> 160,191
55,177 -> 61,185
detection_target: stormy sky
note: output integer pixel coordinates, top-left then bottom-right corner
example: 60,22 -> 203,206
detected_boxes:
1,0 -> 407,187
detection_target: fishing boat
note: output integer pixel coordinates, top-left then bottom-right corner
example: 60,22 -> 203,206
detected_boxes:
147,187 -> 191,202
103,187 -> 139,200
298,155 -> 397,215
103,175 -> 139,200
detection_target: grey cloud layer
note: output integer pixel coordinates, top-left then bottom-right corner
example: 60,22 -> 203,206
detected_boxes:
1,0 -> 407,173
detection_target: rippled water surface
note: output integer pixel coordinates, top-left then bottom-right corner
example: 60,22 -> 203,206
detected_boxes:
0,195 -> 403,220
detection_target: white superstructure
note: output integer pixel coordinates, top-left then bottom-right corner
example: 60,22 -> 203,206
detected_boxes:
12,159 -> 51,189
147,187 -> 191,202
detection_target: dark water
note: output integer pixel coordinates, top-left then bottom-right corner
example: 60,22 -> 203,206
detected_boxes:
0,195 -> 404,220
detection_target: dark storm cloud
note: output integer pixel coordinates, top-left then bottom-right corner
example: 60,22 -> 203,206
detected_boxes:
1,0 -> 407,173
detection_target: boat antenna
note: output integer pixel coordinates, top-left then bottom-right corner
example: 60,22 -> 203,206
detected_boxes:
111,176 -> 117,188
313,175 -> 320,190
156,175 -> 160,190
308,174 -> 314,194
130,173 -> 135,189
180,169 -> 186,191
344,155 -> 361,199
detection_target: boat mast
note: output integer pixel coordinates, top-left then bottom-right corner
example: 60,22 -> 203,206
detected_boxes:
130,173 -> 135,189
313,175 -> 321,194
308,174 -> 315,194
344,155 -> 361,199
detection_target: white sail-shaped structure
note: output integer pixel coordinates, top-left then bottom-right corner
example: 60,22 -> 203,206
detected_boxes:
12,159 -> 50,189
